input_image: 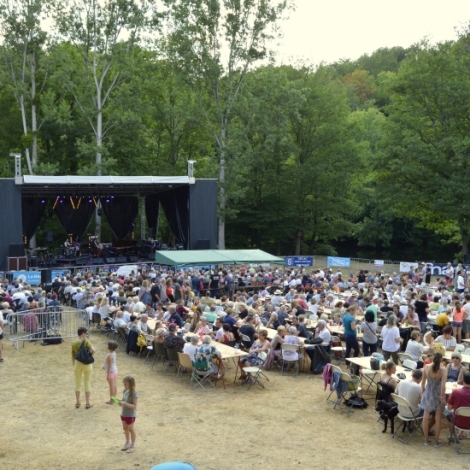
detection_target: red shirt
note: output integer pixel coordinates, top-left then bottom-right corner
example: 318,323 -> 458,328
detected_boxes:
448,387 -> 470,428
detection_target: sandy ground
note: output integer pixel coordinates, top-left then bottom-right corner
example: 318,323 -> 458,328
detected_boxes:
1,332 -> 470,470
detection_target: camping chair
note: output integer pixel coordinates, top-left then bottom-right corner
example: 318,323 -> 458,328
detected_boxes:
152,342 -> 168,369
191,360 -> 216,391
390,393 -> 424,444
397,353 -> 413,365
242,350 -> 270,390
164,348 -> 180,376
330,336 -> 345,365
280,344 -> 300,376
177,352 -> 193,380
402,359 -> 417,370
448,407 -> 470,454
332,371 -> 362,414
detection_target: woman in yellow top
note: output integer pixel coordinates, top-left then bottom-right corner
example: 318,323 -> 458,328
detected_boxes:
71,327 -> 96,409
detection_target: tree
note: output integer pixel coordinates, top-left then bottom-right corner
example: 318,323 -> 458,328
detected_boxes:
377,38 -> 470,254
54,0 -> 155,236
0,0 -> 53,174
163,0 -> 292,248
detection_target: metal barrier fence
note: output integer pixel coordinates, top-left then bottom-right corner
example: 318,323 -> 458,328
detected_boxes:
4,307 -> 88,350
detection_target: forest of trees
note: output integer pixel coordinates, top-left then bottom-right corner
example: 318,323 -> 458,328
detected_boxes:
0,0 -> 469,262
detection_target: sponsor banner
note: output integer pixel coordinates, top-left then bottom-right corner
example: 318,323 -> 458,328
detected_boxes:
12,271 -> 41,286
285,256 -> 314,267
399,262 -> 419,273
425,263 -> 469,277
374,260 -> 384,268
327,256 -> 351,268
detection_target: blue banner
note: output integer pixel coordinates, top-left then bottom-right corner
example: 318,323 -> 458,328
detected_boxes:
327,256 -> 351,268
12,271 -> 42,286
284,256 -> 314,267
51,270 -> 65,279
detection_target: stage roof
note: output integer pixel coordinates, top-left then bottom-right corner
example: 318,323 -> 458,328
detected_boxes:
21,175 -> 191,196
154,249 -> 284,266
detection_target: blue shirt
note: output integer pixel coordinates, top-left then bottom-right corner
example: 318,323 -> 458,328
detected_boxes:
223,315 -> 237,331
169,312 -> 184,327
343,314 -> 356,336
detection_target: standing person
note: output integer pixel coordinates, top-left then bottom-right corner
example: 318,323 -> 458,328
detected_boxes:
209,270 -> 220,298
138,280 -> 149,305
119,375 -> 138,453
360,310 -> 378,356
381,315 -> 401,364
104,341 -> 119,405
421,352 -> 448,447
71,327 -> 96,409
414,293 -> 430,334
452,301 -> 466,344
342,305 -> 360,361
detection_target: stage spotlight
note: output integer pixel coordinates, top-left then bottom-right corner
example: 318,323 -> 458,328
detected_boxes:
41,200 -> 46,204
111,195 -> 115,199
106,199 -> 110,203
88,199 -> 92,203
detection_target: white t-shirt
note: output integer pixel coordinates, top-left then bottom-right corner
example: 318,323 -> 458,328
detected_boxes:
396,380 -> 421,417
381,326 -> 401,353
318,328 -> 331,344
183,343 -> 198,362
405,340 -> 426,362
458,276 -> 465,290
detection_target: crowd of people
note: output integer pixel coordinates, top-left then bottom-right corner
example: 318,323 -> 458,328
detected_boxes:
2,261 -> 470,451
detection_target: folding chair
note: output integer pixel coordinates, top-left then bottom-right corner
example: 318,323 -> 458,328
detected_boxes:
332,371 -> 362,414
448,407 -> 470,454
402,359 -> 417,370
280,344 -> 300,376
330,336 -> 345,365
242,350 -> 270,390
116,327 -> 128,346
165,348 -> 180,376
191,360 -> 216,391
390,393 -> 424,444
144,335 -> 155,363
397,353 -> 413,365
177,352 -> 193,380
152,342 -> 168,369
326,365 -> 343,403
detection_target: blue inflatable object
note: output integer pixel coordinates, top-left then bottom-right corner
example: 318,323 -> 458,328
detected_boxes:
150,463 -> 196,470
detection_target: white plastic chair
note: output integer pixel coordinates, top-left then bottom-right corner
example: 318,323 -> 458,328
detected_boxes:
455,344 -> 465,353
402,359 -> 417,370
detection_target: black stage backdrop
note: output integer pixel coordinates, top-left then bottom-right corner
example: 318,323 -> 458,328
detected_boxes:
54,198 -> 96,238
0,180 -> 23,270
100,197 -> 138,239
22,197 -> 47,241
158,186 -> 189,248
145,193 -> 160,239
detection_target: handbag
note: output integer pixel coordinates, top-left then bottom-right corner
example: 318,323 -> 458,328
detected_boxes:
75,339 -> 94,365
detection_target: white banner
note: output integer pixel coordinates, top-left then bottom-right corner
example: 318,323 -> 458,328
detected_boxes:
374,260 -> 384,268
399,261 -> 419,273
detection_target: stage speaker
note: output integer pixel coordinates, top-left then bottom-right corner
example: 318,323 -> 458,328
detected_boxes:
464,254 -> 470,264
93,258 -> 104,265
9,244 -> 25,257
75,258 -> 87,266
116,256 -> 127,264
41,269 -> 52,284
128,256 -> 138,263
105,257 -> 116,264
45,231 -> 53,242
196,239 -> 210,249
148,227 -> 156,239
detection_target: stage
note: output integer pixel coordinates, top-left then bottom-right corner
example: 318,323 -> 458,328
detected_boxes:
0,175 -> 218,271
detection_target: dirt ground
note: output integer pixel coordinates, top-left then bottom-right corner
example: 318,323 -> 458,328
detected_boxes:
1,332 -> 470,470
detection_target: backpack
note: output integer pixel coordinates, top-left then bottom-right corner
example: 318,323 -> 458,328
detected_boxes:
137,333 -> 148,351
370,357 -> 380,371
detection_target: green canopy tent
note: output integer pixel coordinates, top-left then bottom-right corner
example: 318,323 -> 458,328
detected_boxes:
154,249 -> 284,267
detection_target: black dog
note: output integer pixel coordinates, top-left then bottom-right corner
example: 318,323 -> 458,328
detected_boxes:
375,400 -> 399,434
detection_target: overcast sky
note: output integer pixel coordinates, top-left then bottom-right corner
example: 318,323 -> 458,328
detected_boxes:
274,0 -> 470,65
